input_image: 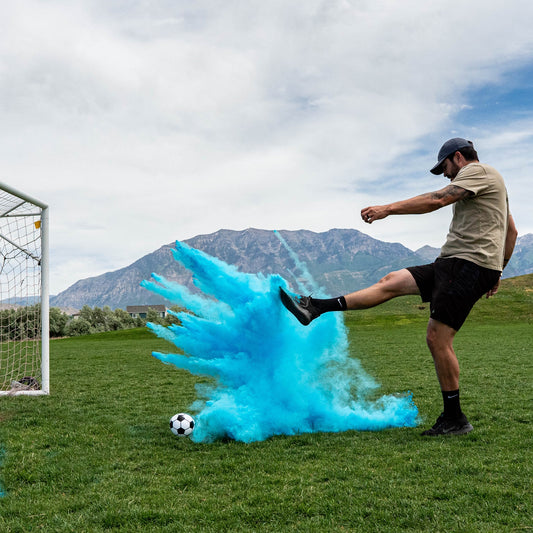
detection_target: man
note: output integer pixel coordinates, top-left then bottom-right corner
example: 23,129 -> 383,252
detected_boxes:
279,138 -> 518,436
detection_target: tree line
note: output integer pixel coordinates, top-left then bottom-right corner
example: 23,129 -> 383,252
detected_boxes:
0,305 -> 182,341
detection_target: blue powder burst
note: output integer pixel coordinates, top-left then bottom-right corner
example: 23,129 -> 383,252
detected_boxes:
141,234 -> 418,443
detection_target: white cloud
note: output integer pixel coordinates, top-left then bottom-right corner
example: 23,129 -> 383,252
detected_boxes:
1,0 -> 533,294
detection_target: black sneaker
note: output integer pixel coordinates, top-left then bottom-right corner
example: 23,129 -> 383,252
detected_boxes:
279,287 -> 320,326
421,413 -> 473,436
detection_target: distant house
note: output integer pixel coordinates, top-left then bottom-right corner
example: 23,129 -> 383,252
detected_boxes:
126,305 -> 168,319
60,307 -> 80,318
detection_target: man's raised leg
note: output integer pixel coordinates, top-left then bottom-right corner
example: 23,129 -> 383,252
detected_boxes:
344,269 -> 420,309
279,269 -> 419,325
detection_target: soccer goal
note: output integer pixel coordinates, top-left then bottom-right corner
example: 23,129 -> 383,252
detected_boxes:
0,182 -> 49,396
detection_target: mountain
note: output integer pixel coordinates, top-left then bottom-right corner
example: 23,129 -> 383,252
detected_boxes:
504,233 -> 533,279
49,229 -> 533,310
414,245 -> 441,263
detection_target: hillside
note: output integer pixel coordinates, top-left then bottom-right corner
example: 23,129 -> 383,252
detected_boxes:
49,229 -> 533,310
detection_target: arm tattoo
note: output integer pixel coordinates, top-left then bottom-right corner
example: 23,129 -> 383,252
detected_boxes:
431,185 -> 472,203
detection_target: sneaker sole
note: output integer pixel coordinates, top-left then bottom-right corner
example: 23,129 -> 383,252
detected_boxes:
279,287 -> 312,326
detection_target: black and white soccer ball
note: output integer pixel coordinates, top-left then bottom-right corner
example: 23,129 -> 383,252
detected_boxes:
169,413 -> 195,437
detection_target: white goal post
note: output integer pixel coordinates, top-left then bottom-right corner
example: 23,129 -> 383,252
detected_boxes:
0,182 -> 49,396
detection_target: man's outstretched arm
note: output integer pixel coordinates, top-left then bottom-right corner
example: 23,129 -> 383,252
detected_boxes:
361,185 -> 472,224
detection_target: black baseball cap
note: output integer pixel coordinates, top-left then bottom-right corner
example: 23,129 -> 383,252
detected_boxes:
430,138 -> 474,175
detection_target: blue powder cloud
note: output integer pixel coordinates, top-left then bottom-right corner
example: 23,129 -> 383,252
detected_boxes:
141,235 -> 418,443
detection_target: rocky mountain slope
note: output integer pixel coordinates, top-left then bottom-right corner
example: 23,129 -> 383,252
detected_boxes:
50,228 -> 532,310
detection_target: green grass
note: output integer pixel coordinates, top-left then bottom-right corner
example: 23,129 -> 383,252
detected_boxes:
0,277 -> 531,532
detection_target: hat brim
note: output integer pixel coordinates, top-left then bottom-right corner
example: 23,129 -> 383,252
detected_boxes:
430,159 -> 445,175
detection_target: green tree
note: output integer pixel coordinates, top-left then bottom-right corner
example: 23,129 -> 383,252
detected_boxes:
145,308 -> 163,325
112,308 -> 136,330
0,309 -> 13,341
13,305 -> 40,340
90,307 -> 107,332
78,305 -> 93,323
163,306 -> 185,326
49,307 -> 69,337
65,317 -> 91,337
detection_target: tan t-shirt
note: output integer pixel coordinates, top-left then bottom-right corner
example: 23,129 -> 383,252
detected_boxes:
439,162 -> 509,271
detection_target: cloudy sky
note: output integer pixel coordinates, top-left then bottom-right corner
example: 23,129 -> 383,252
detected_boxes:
1,0 -> 532,295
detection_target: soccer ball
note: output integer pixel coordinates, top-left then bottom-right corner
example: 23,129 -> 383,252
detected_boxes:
169,413 -> 195,437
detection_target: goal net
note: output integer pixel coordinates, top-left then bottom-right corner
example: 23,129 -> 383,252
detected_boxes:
0,182 -> 49,395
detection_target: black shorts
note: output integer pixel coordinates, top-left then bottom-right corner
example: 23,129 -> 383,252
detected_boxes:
406,258 -> 501,331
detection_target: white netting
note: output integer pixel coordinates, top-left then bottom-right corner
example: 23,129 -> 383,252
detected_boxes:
0,187 -> 43,393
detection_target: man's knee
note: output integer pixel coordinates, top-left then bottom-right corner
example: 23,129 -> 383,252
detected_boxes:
426,326 -> 439,353
426,319 -> 456,352
377,269 -> 418,297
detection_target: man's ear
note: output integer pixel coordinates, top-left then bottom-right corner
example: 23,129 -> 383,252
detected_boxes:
452,151 -> 464,165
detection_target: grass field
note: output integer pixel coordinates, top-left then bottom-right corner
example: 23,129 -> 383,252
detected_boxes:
0,276 -> 532,532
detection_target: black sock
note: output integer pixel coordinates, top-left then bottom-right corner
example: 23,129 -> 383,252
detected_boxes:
442,389 -> 462,418
310,296 -> 347,314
